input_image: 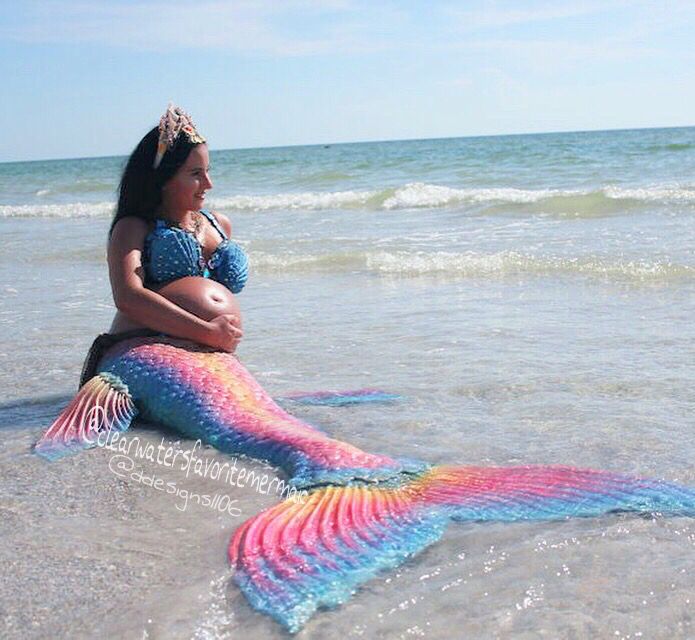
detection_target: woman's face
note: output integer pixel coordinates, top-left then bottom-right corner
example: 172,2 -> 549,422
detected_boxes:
161,144 -> 213,213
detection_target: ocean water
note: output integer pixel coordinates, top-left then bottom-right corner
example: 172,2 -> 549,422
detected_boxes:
1,127 -> 694,639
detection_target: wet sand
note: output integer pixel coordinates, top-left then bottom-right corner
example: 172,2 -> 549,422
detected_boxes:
0,398 -> 280,639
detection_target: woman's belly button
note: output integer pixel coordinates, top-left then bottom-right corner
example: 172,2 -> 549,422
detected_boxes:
156,277 -> 241,322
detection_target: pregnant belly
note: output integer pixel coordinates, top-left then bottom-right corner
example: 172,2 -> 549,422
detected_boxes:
110,277 -> 241,333
156,277 -> 241,322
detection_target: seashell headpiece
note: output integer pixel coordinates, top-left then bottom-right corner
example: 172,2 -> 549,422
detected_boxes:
153,103 -> 206,169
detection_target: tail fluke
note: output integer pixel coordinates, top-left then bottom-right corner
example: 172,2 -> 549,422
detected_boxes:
34,373 -> 136,460
228,484 -> 448,633
281,388 -> 402,407
229,465 -> 695,632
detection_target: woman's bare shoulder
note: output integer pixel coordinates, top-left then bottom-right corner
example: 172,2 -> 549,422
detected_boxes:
211,211 -> 233,237
110,216 -> 150,247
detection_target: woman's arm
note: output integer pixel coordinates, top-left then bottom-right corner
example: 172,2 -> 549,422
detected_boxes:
107,217 -> 242,351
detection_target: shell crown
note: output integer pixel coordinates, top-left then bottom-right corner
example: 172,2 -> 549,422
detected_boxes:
153,103 -> 206,169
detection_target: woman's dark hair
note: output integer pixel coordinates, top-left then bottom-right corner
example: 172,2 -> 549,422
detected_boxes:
109,126 -> 200,236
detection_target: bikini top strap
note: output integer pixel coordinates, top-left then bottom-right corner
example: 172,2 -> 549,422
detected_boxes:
199,209 -> 228,241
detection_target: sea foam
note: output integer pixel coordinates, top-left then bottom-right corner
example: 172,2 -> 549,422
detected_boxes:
214,183 -> 695,213
2,183 -> 694,218
0,202 -> 114,218
249,249 -> 695,283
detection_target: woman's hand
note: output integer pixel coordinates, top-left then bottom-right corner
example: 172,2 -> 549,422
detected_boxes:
204,314 -> 244,352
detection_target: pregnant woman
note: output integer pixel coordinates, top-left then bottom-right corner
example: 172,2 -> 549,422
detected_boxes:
79,105 -> 247,386
37,106 -> 695,633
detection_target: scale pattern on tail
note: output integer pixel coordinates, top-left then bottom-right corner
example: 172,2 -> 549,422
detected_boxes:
97,337 -> 422,487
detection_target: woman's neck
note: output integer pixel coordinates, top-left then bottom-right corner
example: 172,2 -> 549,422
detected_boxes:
155,206 -> 196,225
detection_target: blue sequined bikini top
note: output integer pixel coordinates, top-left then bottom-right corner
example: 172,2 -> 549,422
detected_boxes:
143,209 -> 249,294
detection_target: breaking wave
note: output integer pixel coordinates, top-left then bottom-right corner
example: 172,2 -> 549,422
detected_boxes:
2,183 -> 694,218
250,250 -> 694,283
0,202 -> 114,218
214,183 -> 695,215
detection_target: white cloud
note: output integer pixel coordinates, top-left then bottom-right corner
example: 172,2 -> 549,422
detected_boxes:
3,0 -> 693,64
442,0 -> 633,32
2,0 -> 399,56
440,1 -> 695,75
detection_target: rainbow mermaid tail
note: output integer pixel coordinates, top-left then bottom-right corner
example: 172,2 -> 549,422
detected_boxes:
36,337 -> 420,486
35,336 -> 695,632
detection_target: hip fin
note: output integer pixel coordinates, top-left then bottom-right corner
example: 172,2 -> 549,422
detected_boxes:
34,373 -> 137,460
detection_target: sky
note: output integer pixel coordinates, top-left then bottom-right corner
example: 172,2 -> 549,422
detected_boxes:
1,0 -> 694,162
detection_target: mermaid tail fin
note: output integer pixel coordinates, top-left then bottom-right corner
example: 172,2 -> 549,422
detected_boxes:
280,388 -> 402,406
415,465 -> 695,521
34,373 -> 137,460
229,464 -> 695,632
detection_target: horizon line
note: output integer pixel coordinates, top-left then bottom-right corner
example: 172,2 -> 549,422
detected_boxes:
2,122 -> 693,166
